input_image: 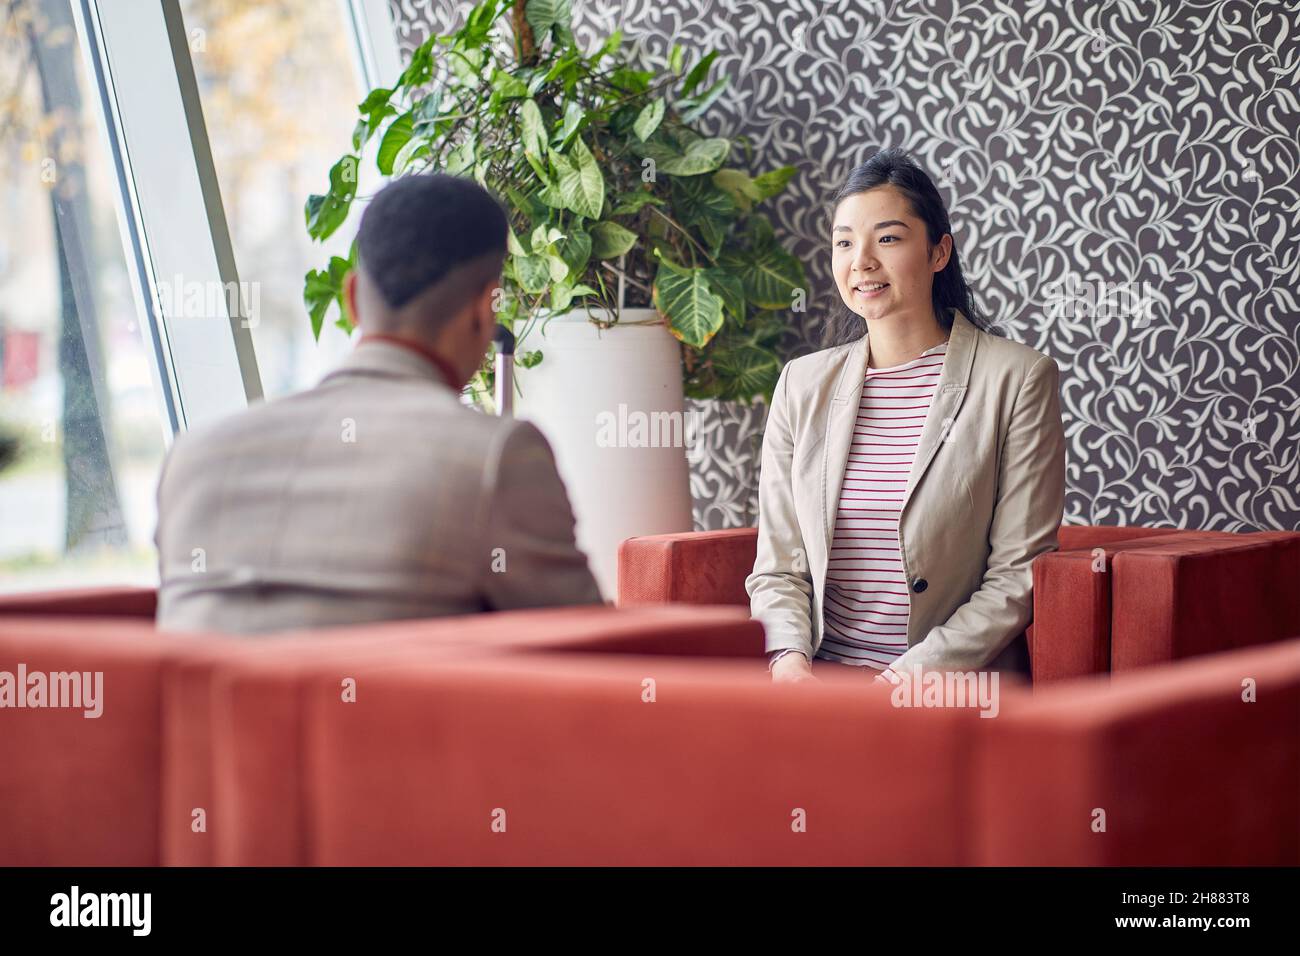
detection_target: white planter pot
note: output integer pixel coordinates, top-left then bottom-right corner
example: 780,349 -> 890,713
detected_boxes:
514,307 -> 695,600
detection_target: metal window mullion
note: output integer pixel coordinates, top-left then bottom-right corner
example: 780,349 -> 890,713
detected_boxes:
88,0 -> 260,432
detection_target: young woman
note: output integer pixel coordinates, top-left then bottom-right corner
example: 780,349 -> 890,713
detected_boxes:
747,147 -> 1066,685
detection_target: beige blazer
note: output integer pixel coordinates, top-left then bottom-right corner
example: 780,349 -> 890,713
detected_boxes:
154,341 -> 604,634
745,308 -> 1067,675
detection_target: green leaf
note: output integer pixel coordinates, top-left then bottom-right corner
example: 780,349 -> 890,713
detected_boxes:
669,44 -> 684,74
711,341 -> 781,401
752,165 -> 797,199
523,148 -> 556,189
537,181 -> 567,209
653,260 -> 725,347
742,212 -> 777,249
507,225 -> 529,256
525,68 -> 549,97
542,49 -> 580,85
411,90 -> 445,137
358,87 -> 396,141
555,138 -> 604,218
520,99 -> 548,156
551,282 -> 577,312
546,254 -> 570,283
679,75 -> 730,123
515,254 -> 551,293
530,223 -> 565,251
304,267 -> 337,340
358,86 -> 393,115
596,29 -> 623,61
448,47 -> 485,85
635,136 -> 730,175
392,135 -> 430,174
556,228 -> 592,275
490,67 -> 529,99
712,168 -> 763,211
399,37 -> 434,86
303,255 -> 352,340
608,67 -> 653,93
672,174 -> 736,225
552,100 -> 585,150
633,98 -> 665,141
681,51 -> 718,96
507,185 -> 550,223
525,0 -> 574,44
445,139 -> 476,175
610,189 -> 664,215
304,155 -> 360,241
589,220 -> 638,259
462,0 -> 508,45
701,267 -> 745,323
737,242 -> 805,310
518,349 -> 544,369
376,112 -> 414,175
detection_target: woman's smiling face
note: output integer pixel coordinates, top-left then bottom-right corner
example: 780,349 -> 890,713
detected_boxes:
832,185 -> 951,321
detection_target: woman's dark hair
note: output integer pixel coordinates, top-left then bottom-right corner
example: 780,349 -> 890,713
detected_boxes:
821,147 -> 1003,348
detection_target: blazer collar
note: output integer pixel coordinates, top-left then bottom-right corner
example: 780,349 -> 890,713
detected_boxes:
832,306 -> 977,398
320,339 -> 457,392
821,307 -> 979,548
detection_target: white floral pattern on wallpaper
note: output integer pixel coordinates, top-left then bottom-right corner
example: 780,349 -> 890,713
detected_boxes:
389,0 -> 1300,532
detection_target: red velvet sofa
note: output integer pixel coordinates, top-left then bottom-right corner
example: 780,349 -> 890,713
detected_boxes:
0,604 -> 761,866
618,524 -> 1300,681
1,523 -> 1297,867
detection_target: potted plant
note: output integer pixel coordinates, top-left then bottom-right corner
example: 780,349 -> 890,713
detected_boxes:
302,0 -> 806,594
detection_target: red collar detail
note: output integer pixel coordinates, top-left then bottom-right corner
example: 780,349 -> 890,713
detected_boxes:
357,334 -> 461,391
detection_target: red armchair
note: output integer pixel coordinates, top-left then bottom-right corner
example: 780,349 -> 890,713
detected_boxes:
618,524 -> 1300,681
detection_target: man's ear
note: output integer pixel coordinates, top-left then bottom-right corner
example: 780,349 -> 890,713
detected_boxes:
477,279 -> 499,330
344,270 -> 360,329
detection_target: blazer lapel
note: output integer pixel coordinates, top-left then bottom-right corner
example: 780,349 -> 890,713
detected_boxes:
901,309 -> 977,514
821,334 -> 870,548
820,308 -> 979,546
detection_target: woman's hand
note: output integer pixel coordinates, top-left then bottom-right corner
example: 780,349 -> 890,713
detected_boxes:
770,652 -> 819,684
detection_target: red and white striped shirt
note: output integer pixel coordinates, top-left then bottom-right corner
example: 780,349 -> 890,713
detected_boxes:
817,339 -> 949,669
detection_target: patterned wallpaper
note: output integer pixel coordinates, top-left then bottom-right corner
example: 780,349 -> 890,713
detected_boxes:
389,0 -> 1300,533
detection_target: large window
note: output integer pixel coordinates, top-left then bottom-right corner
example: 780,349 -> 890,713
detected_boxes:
179,0 -> 383,397
0,0 -> 400,593
0,0 -> 168,591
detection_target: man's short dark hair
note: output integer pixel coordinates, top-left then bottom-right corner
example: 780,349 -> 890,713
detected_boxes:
356,173 -> 508,312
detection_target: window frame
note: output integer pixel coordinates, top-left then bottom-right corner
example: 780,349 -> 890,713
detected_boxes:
70,0 -> 403,438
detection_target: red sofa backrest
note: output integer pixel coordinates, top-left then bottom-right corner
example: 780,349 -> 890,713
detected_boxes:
222,635 -> 1300,866
273,653 -> 987,865
0,605 -> 761,866
0,586 -> 157,618
975,635 -> 1300,865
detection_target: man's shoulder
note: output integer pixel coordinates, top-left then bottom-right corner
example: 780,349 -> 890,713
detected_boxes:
164,377 -> 518,476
